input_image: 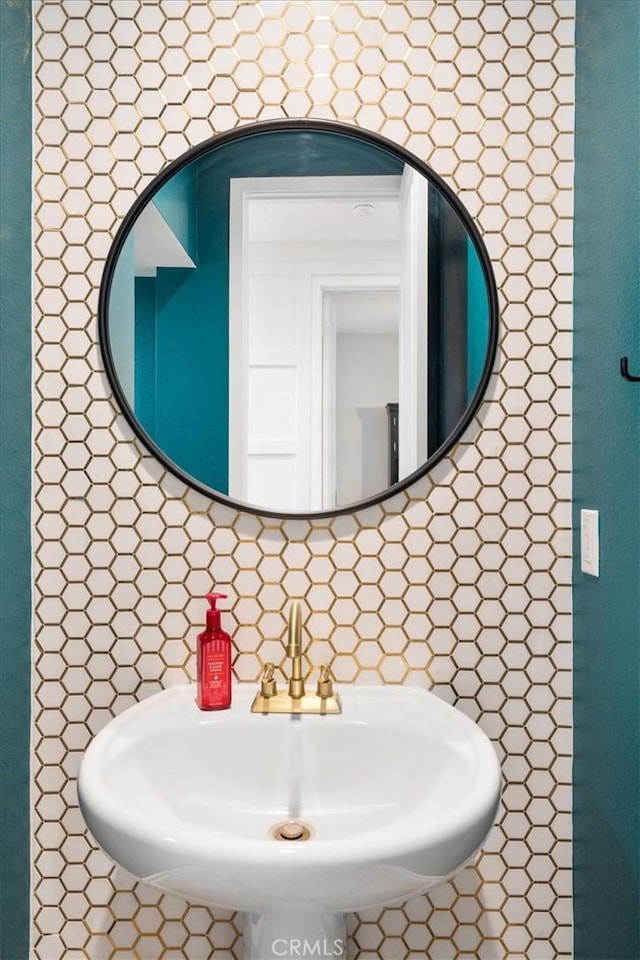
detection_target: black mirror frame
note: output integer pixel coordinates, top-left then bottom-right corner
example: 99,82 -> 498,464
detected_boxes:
98,118 -> 500,520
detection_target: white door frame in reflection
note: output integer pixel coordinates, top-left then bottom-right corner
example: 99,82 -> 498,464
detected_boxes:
228,173 -> 428,512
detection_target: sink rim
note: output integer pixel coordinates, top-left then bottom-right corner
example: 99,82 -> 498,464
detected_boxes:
78,682 -> 502,871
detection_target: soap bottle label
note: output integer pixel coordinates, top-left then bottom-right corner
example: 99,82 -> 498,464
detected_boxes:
198,642 -> 231,710
205,652 -> 225,686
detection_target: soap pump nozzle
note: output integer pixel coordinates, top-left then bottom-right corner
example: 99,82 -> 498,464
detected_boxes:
205,592 -> 227,632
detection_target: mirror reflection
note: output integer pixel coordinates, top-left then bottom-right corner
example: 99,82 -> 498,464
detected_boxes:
104,124 -> 495,516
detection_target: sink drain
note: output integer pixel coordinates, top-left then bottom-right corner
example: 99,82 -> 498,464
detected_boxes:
271,819 -> 313,841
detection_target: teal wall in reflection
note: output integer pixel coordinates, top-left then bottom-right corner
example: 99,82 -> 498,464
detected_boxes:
467,239 -> 489,400
134,277 -> 157,434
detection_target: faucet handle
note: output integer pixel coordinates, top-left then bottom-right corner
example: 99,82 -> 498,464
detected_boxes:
316,664 -> 334,699
260,663 -> 277,698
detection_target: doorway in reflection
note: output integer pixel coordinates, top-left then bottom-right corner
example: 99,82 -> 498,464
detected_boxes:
228,177 -> 406,512
331,289 -> 400,508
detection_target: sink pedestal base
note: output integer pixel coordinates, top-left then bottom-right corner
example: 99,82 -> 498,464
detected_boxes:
243,909 -> 346,960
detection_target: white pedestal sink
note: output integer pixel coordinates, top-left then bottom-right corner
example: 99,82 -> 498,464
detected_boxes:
78,683 -> 501,959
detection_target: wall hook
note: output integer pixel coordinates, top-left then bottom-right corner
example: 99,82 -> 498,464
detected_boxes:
620,357 -> 640,382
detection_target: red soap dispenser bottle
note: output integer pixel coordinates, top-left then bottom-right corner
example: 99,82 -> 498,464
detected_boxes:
196,593 -> 232,711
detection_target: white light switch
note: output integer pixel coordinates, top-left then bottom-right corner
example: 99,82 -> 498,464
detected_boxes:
580,509 -> 599,577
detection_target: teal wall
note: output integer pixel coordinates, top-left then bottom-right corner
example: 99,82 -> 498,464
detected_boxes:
573,3 -> 640,957
0,2 -> 32,959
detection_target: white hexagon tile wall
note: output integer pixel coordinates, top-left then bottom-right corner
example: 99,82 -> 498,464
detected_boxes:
31,2 -> 574,958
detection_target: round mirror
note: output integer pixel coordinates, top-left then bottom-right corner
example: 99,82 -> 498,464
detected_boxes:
99,119 -> 499,519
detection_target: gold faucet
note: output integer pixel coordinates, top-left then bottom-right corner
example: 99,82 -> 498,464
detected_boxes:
250,601 -> 342,715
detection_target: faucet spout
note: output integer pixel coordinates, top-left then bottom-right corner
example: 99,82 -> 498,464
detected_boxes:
286,601 -> 305,699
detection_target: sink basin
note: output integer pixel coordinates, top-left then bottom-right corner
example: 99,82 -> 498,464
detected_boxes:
78,683 -> 501,958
